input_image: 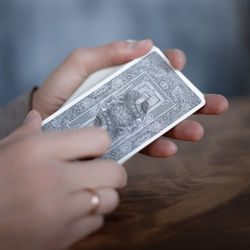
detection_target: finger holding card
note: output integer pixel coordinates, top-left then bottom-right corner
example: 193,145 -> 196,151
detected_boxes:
140,49 -> 229,158
140,137 -> 178,158
165,94 -> 229,139
142,95 -> 229,158
164,49 -> 187,71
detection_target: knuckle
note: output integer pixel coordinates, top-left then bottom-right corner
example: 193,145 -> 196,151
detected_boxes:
109,41 -> 129,58
112,41 -> 128,50
33,168 -> 61,192
68,47 -> 87,64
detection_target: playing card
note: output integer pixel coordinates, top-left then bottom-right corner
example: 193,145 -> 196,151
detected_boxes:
42,46 -> 206,164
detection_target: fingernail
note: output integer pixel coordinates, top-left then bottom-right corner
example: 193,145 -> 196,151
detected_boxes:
177,49 -> 186,66
128,39 -> 150,51
170,143 -> 178,155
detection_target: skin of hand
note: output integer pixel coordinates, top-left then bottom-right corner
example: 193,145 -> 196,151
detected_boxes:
33,39 -> 229,158
0,110 -> 127,250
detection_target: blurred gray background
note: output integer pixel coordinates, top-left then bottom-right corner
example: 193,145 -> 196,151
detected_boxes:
0,0 -> 249,106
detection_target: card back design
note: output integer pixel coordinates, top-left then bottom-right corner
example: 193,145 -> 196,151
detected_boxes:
42,48 -> 205,163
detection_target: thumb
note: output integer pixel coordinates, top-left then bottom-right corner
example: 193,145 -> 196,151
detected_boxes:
43,39 -> 153,100
0,110 -> 42,144
16,110 -> 42,135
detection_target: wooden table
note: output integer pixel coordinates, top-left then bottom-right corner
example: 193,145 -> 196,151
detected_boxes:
72,96 -> 250,250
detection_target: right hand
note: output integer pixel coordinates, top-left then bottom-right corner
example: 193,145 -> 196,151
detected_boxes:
0,110 -> 127,250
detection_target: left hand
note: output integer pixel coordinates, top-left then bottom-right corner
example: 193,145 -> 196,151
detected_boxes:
33,40 -> 229,158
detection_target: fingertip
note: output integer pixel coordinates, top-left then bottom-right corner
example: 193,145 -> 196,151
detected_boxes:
141,139 -> 178,158
97,188 -> 120,214
86,126 -> 112,153
158,140 -> 178,157
167,141 -> 178,156
85,215 -> 104,233
144,39 -> 154,50
98,127 -> 112,146
127,39 -> 153,59
104,160 -> 128,188
128,39 -> 153,50
65,215 -> 104,247
117,164 -> 128,188
16,109 -> 42,135
216,95 -> 229,113
165,49 -> 186,70
23,110 -> 42,124
190,122 -> 205,142
96,215 -> 105,228
107,189 -> 120,213
201,94 -> 229,115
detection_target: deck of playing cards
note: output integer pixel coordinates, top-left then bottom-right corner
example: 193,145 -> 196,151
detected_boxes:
42,45 -> 206,164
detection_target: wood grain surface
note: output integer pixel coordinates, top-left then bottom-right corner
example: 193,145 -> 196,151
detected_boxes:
72,96 -> 250,250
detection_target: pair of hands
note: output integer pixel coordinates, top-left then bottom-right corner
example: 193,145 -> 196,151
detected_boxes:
0,40 -> 228,250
